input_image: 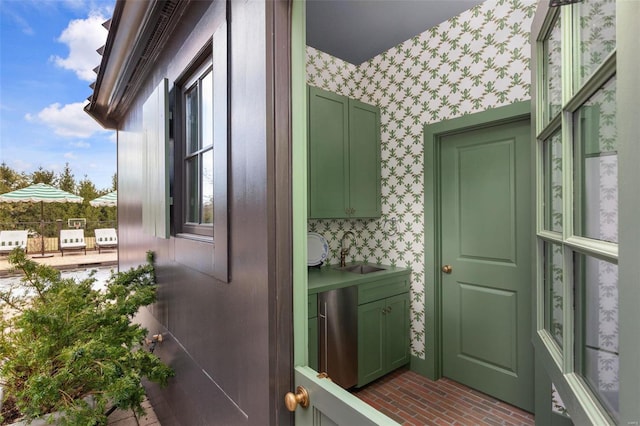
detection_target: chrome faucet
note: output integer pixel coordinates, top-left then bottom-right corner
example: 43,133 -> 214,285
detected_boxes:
340,231 -> 356,267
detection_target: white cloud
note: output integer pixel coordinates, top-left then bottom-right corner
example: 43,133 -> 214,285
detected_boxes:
28,101 -> 107,138
64,152 -> 78,159
51,13 -> 108,82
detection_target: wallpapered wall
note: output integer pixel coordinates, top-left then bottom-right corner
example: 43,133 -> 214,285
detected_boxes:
307,0 -> 537,358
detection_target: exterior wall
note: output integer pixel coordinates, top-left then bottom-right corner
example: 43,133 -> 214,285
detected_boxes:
117,2 -> 280,424
306,0 -> 537,358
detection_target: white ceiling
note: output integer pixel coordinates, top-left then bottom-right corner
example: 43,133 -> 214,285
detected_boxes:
306,0 -> 486,65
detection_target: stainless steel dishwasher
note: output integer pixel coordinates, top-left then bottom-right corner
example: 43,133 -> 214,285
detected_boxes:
318,285 -> 358,389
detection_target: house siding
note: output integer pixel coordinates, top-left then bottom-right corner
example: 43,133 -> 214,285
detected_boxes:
116,1 -> 281,424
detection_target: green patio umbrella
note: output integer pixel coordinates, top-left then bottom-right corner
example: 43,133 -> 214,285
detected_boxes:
0,183 -> 83,257
89,190 -> 117,207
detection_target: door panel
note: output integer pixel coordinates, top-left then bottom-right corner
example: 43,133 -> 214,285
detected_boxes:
357,299 -> 385,385
348,99 -> 381,217
308,87 -> 349,218
458,140 -> 516,263
441,119 -> 533,412
385,293 -> 411,370
459,284 -> 517,373
294,367 -> 398,425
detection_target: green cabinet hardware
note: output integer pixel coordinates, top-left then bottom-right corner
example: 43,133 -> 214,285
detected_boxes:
357,292 -> 410,387
308,86 -> 381,219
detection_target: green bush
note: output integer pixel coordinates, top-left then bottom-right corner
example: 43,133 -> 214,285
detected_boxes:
0,249 -> 173,425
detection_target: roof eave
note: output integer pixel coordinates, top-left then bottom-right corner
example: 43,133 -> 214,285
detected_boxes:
85,0 -> 189,129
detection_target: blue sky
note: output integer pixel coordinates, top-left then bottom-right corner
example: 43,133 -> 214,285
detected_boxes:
0,0 -> 116,191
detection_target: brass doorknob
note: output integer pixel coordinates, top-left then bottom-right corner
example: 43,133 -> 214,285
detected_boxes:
442,264 -> 453,274
284,386 -> 309,412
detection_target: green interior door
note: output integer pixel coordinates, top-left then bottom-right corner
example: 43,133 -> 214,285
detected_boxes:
440,118 -> 533,412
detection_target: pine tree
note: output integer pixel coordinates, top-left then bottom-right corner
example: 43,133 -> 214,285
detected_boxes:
58,163 -> 76,194
31,167 -> 56,185
0,162 -> 28,193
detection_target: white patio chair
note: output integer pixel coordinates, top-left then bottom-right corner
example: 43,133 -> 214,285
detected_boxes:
0,230 -> 28,255
94,228 -> 118,254
59,229 -> 87,256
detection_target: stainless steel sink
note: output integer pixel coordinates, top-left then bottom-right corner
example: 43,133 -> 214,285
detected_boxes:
335,264 -> 386,274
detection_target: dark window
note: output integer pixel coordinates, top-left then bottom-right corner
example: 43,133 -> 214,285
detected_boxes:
182,58 -> 213,237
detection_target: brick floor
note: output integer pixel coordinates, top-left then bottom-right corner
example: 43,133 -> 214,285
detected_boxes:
352,368 -> 535,426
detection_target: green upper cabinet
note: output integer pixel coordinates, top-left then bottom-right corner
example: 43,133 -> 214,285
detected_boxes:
308,86 -> 381,219
348,100 -> 381,218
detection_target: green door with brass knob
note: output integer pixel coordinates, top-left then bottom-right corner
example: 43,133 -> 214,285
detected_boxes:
290,1 -> 397,424
440,116 -> 534,412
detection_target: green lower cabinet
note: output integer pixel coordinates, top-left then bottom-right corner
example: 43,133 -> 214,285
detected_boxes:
384,293 -> 411,370
357,292 -> 410,387
357,299 -> 386,385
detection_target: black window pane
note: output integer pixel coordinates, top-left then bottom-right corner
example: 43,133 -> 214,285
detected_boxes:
201,149 -> 213,224
186,157 -> 199,223
186,86 -> 199,154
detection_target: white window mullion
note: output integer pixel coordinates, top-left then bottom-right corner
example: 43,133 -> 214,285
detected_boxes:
561,243 -> 574,374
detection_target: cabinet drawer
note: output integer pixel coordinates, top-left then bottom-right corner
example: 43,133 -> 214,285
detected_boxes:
308,293 -> 318,318
358,274 -> 410,304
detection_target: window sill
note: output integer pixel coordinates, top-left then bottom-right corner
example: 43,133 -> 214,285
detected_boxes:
176,233 -> 214,244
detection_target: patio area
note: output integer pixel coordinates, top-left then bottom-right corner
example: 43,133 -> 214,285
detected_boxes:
0,249 -> 117,277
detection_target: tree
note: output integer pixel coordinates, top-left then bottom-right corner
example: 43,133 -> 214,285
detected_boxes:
76,176 -> 102,229
0,165 -> 116,233
111,172 -> 118,191
0,164 -> 37,228
0,250 -> 174,425
77,175 -> 99,201
58,163 -> 76,194
0,162 -> 28,194
31,167 -> 56,185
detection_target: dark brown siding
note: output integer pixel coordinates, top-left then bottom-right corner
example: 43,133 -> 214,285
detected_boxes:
117,1 -> 292,424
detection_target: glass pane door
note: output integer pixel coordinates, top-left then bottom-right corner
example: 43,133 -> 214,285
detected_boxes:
575,253 -> 619,421
531,0 -> 633,423
573,77 -> 618,243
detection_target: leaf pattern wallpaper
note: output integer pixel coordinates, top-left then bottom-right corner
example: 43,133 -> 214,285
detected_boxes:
306,0 -> 537,359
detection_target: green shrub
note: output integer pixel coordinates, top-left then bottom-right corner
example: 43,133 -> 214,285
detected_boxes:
0,249 -> 173,425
